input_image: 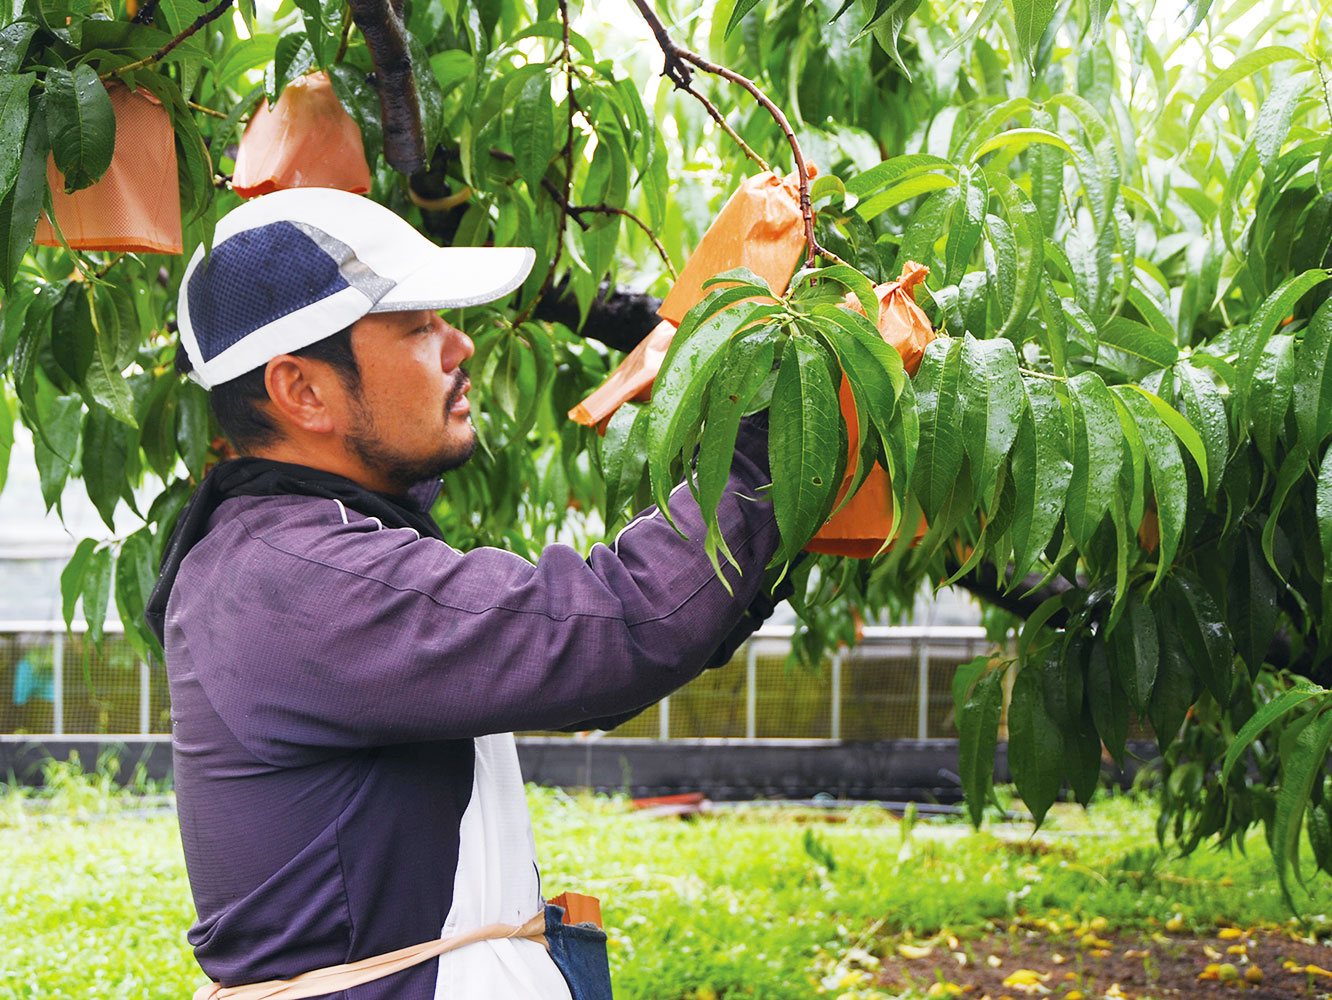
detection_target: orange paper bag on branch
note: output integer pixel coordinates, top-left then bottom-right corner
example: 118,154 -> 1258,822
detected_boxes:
232,72 -> 372,199
34,83 -> 182,254
568,319 -> 677,427
805,261 -> 935,558
569,168 -> 812,429
657,167 -> 813,324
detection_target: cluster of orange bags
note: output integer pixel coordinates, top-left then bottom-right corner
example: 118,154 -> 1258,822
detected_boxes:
571,166 -> 937,558
232,71 -> 371,198
35,82 -> 182,254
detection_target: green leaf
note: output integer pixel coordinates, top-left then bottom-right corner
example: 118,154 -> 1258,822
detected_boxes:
1125,385 -> 1210,494
959,334 -> 1022,507
0,98 -> 47,290
1183,46 -> 1307,145
1253,73 -> 1307,177
989,173 -> 1043,339
115,529 -> 161,661
60,537 -> 97,632
83,286 -> 137,426
1112,387 -> 1187,592
512,71 -> 554,196
600,402 -> 648,526
1220,681 -> 1321,786
1318,444 -> 1332,630
1252,339 -> 1298,472
646,306 -> 751,527
770,335 -> 841,560
725,0 -> 763,38
1274,705 -> 1332,907
1166,571 -> 1234,705
1176,364 -> 1229,504
955,656 -> 1005,829
1064,372 -> 1120,549
1098,317 -> 1178,371
82,404 -> 131,530
697,327 -> 777,575
1106,591 -> 1158,714
0,22 -> 38,74
1236,269 -> 1332,402
945,167 -> 986,286
82,544 -> 113,644
971,127 -> 1079,162
1149,612 -> 1196,750
1010,376 -> 1072,581
1007,658 -> 1065,828
845,153 -> 953,200
1010,0 -> 1056,65
0,72 -> 35,201
44,65 -> 115,193
1295,298 -> 1332,453
911,338 -> 965,520
861,0 -> 924,78
1086,635 -> 1129,767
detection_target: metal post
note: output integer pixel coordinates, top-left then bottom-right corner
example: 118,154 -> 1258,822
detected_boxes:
139,661 -> 150,735
916,638 -> 929,740
745,643 -> 757,739
51,630 -> 64,736
830,651 -> 842,741
658,696 -> 670,740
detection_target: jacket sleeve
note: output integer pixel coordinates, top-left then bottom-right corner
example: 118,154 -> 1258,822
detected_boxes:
172,415 -> 782,765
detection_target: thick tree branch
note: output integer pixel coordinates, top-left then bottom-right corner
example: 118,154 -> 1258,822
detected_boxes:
629,0 -> 848,270
346,0 -> 425,174
532,279 -> 664,353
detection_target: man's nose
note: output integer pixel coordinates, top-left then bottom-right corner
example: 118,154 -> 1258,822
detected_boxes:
439,318 -> 474,371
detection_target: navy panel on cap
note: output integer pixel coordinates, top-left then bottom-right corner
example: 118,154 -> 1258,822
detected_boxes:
187,221 -> 351,363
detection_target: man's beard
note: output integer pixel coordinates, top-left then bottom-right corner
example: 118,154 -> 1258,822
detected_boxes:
345,368 -> 477,494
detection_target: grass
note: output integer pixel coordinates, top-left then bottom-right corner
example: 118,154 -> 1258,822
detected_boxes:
2,776 -> 1331,999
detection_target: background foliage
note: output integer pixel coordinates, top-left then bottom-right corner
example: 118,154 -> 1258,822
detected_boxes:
2,0 -> 1332,907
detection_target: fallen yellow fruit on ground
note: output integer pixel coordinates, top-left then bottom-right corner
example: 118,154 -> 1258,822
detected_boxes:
1305,964 -> 1332,978
926,982 -> 963,997
898,944 -> 934,960
1165,914 -> 1185,933
1198,964 -> 1221,981
1245,966 -> 1264,984
1218,963 -> 1240,983
1001,968 -> 1051,989
1218,927 -> 1244,940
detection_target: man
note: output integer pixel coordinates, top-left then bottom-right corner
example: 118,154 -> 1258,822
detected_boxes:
145,188 -> 783,1000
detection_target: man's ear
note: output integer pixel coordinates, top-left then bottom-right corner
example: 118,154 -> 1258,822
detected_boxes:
264,355 -> 337,435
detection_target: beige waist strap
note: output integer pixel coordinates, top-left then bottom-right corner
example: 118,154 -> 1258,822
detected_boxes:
193,910 -> 548,1000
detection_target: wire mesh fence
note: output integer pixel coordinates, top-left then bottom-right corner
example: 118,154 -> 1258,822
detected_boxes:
0,621 -> 999,741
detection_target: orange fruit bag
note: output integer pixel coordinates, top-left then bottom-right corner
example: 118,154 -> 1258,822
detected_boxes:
232,71 -> 372,199
34,83 -> 182,254
658,168 -> 812,324
806,261 -> 935,558
571,168 -> 813,429
568,319 -> 676,428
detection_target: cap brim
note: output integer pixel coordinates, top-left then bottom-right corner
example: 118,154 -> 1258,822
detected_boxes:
369,246 -> 536,312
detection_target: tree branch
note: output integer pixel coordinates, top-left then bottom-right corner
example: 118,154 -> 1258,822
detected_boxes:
567,204 -> 677,280
346,0 -> 425,174
108,0 -> 235,78
629,0 -> 849,270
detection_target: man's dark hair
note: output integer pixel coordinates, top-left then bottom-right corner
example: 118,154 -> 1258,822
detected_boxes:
175,326 -> 361,453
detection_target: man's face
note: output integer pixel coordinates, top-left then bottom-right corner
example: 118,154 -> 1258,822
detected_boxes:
340,309 -> 477,493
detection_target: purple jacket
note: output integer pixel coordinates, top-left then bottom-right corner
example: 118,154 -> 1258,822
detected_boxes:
164,417 -> 778,998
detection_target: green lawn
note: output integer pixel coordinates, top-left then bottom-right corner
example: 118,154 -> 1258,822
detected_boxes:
1,780 -> 1329,999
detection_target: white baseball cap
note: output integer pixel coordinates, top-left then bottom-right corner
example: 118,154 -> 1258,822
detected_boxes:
177,187 -> 535,388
